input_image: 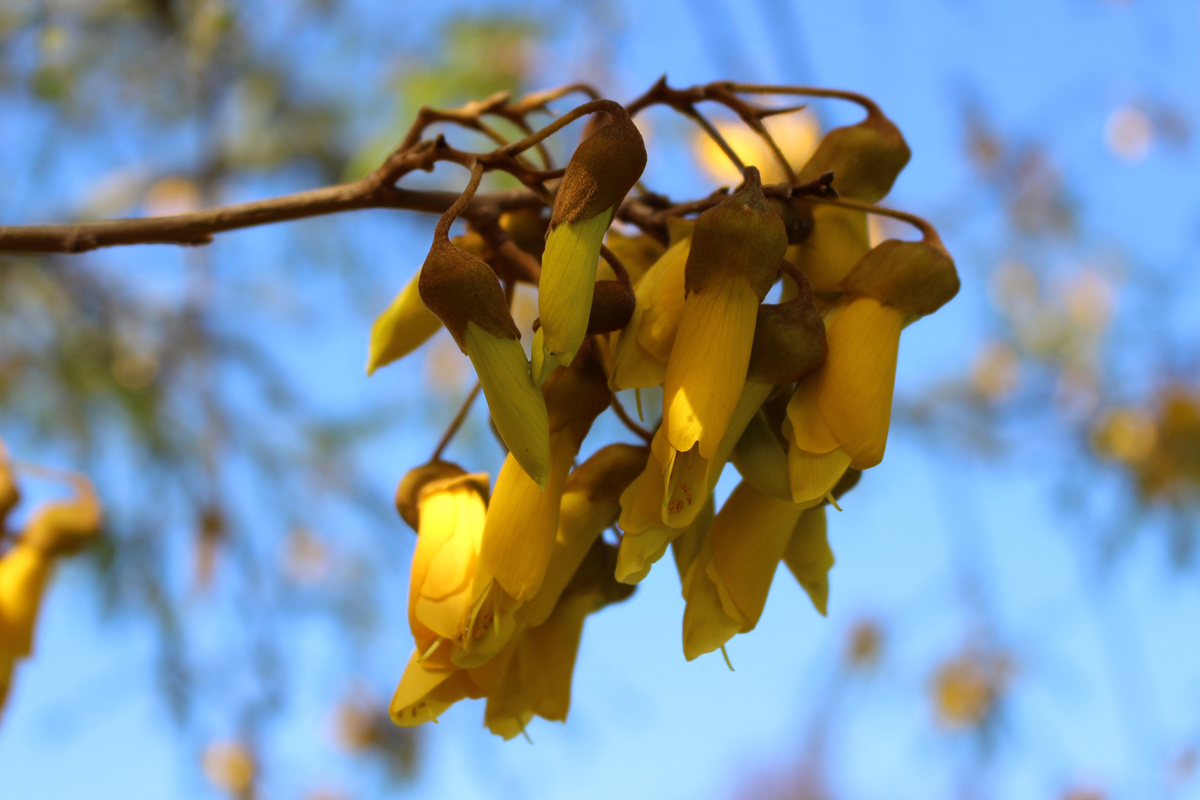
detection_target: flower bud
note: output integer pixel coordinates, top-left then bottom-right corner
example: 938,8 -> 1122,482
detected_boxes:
550,108 -> 647,228
499,210 -> 548,261
840,234 -> 960,319
796,103 -> 910,203
535,108 -> 648,384
746,265 -> 827,385
366,268 -> 444,375
584,280 -> 636,338
768,197 -> 815,245
684,168 -> 788,300
394,460 -> 481,532
418,238 -> 520,350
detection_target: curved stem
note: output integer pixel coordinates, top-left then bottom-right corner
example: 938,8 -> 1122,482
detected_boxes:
433,162 -> 485,242
431,382 -> 482,461
610,395 -> 653,443
806,196 -> 941,244
500,99 -> 627,158
599,244 -> 630,286
724,83 -> 880,116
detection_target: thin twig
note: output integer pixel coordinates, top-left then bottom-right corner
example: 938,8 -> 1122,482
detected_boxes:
599,244 -> 630,285
610,395 -> 653,443
431,383 -> 482,461
806,196 -> 940,242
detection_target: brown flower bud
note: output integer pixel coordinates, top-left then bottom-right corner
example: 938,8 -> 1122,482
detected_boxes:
499,209 -> 548,260
747,266 -> 828,384
563,442 -> 650,504
797,104 -> 910,203
768,197 -> 815,245
684,167 -> 789,299
541,340 -> 612,439
584,279 -> 636,337
550,107 -> 647,228
840,234 -> 960,318
417,237 -> 520,350
394,461 -> 487,532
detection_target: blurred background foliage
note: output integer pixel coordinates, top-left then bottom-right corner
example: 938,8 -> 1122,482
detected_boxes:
1,1 -> 1199,799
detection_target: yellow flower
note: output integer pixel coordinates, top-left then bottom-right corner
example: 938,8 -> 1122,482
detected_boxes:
463,322 -> 552,487
534,107 -> 646,386
419,236 -> 552,487
783,505 -> 834,616
616,381 -> 773,584
783,372 -> 853,504
814,297 -> 905,470
0,541 -> 50,713
663,274 -> 759,459
365,268 -> 443,375
402,465 -> 495,666
519,443 -> 648,627
480,343 -> 612,603
609,229 -> 692,392
682,481 -> 806,660
389,651 -> 479,727
532,211 -> 612,385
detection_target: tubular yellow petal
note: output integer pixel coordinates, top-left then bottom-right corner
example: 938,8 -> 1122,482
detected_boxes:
366,269 -> 443,375
609,300 -> 667,392
708,481 -> 806,631
537,210 -> 613,382
681,534 -> 743,661
670,496 -> 715,595
783,506 -> 834,616
816,297 -> 905,470
730,411 -> 791,501
463,322 -> 551,487
664,276 -> 759,459
786,443 -> 852,507
411,484 -> 488,642
636,236 -> 691,361
452,576 -> 525,668
784,373 -> 841,455
787,205 -> 870,292
518,490 -> 608,627
517,591 -> 591,722
480,431 -> 577,602
662,380 -> 775,529
389,652 -> 471,727
0,543 -> 50,658
615,526 -> 672,585
530,327 -> 560,388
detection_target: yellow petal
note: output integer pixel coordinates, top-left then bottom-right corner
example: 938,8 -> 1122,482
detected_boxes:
464,322 -> 551,487
366,269 -> 443,375
787,205 -> 870,292
516,591 -> 591,722
708,481 -> 805,630
411,484 -> 488,642
389,652 -> 470,727
730,411 -> 791,501
681,534 -> 742,661
784,373 -> 841,455
636,236 -> 691,361
783,506 -> 834,616
816,297 -> 905,469
537,210 -> 612,382
664,276 -> 759,458
670,496 -> 715,595
0,544 -> 50,658
480,431 -> 575,602
785,443 -> 852,507
520,489 -> 618,627
609,299 -> 667,392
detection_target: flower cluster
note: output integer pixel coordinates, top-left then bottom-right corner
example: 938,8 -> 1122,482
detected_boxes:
0,442 -> 102,718
368,89 -> 959,738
